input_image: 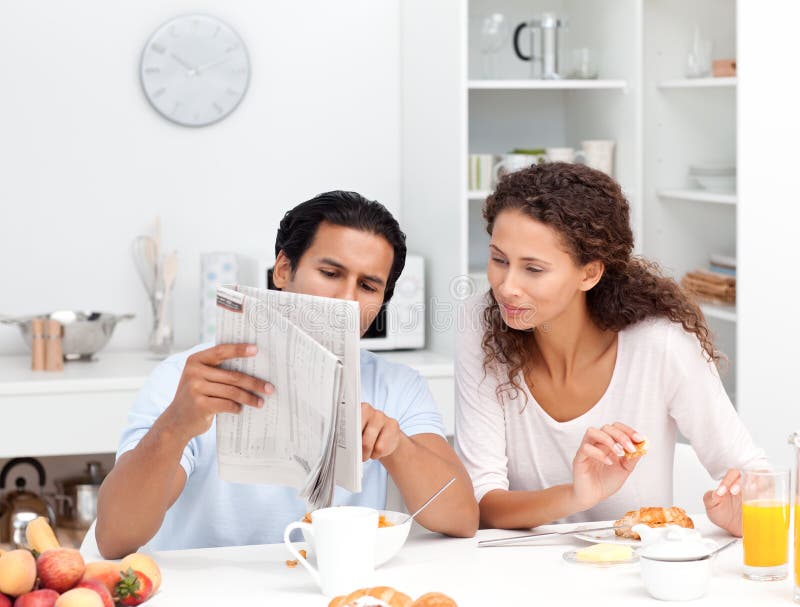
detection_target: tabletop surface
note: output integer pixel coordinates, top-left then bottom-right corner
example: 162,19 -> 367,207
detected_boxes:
140,516 -> 796,606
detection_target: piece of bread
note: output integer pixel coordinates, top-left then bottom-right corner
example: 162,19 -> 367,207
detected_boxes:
411,593 -> 458,607
624,439 -> 648,460
328,587 -> 413,607
614,506 -> 694,539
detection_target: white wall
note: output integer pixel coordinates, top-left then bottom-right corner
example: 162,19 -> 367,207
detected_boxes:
0,0 -> 401,355
737,0 -> 800,468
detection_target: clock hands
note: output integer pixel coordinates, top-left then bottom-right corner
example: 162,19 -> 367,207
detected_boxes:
169,52 -> 197,74
195,53 -> 233,74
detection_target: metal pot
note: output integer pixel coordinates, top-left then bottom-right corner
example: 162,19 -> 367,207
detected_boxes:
0,311 -> 134,360
0,457 -> 57,547
54,461 -> 106,529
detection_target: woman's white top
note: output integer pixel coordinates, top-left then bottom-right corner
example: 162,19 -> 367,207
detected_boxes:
454,297 -> 768,522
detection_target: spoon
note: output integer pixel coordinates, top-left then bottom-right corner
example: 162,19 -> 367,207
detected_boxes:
641,538 -> 740,562
400,477 -> 456,525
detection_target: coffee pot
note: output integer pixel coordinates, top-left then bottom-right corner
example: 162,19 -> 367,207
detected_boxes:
513,13 -> 566,80
0,457 -> 57,547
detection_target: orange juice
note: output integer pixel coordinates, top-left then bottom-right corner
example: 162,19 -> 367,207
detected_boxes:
742,500 -> 790,567
795,505 -> 800,586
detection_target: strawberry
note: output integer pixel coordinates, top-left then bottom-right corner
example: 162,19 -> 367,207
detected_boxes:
113,569 -> 153,606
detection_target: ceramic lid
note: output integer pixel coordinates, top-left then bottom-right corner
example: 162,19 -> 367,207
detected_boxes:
637,526 -> 713,560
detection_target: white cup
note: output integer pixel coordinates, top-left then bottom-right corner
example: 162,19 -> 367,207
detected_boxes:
544,147 -> 585,164
284,506 -> 378,597
493,153 -> 538,182
580,140 -> 615,176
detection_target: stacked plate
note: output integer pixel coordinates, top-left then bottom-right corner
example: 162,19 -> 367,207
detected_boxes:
689,164 -> 736,193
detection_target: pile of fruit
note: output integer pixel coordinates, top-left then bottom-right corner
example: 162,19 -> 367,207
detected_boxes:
0,518 -> 161,607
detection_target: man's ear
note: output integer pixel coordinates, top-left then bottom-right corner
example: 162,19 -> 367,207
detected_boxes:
271,251 -> 293,289
579,260 -> 605,292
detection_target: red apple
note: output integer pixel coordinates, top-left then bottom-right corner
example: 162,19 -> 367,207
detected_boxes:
37,550 -> 85,593
12,589 -> 59,607
74,581 -> 111,607
0,593 -> 12,607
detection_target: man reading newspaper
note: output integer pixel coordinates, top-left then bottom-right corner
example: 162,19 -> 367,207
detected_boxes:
95,191 -> 478,556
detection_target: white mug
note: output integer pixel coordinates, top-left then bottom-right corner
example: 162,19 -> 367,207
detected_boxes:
580,140 -> 615,176
493,153 -> 537,182
544,147 -> 585,164
284,506 -> 378,597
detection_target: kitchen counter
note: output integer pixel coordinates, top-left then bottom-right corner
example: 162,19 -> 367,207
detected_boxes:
0,349 -> 454,458
94,516 -> 792,606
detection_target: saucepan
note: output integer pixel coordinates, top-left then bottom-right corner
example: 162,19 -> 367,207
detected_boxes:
0,311 -> 134,360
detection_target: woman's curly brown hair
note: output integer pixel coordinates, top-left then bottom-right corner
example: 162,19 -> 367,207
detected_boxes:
482,162 -> 717,403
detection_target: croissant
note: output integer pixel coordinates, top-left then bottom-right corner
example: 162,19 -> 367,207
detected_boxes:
411,592 -> 458,607
328,586 -> 413,607
614,506 -> 694,539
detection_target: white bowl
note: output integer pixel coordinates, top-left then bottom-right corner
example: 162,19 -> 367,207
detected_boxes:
300,509 -> 412,567
639,555 -> 713,601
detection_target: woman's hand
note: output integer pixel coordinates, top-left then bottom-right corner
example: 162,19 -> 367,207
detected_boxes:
703,469 -> 742,536
571,422 -> 646,511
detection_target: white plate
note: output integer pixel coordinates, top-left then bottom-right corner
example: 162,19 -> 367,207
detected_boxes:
562,549 -> 639,567
572,525 -> 641,547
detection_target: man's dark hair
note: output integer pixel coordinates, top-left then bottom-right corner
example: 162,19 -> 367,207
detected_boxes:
274,190 -> 407,302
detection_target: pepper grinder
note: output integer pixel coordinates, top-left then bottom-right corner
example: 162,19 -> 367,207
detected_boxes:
44,319 -> 64,371
31,317 -> 45,371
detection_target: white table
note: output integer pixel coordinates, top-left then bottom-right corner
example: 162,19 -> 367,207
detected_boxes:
145,516 -> 795,606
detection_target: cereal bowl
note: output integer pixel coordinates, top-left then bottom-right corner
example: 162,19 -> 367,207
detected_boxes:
300,509 -> 411,567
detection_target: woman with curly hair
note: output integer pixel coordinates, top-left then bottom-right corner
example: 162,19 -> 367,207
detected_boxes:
454,162 -> 766,536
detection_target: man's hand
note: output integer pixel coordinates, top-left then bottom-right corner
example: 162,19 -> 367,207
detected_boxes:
360,402 -> 403,461
703,469 -> 742,536
571,422 -> 645,511
161,343 -> 273,443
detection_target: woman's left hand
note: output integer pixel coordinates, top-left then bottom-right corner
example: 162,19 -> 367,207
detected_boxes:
703,469 -> 742,536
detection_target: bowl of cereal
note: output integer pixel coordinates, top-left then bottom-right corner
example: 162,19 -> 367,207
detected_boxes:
300,509 -> 411,567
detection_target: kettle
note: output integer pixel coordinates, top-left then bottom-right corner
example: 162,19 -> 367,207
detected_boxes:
0,457 -> 57,547
513,13 -> 566,80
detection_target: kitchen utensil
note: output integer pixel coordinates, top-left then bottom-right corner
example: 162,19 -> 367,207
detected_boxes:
150,250 -> 177,356
643,538 -> 739,563
131,235 -> 158,297
0,458 -> 56,547
513,13 -> 566,79
0,311 -> 134,360
478,13 -> 509,78
478,524 -> 617,547
581,140 -> 615,176
54,461 -> 106,530
686,26 -> 712,78
493,153 -> 538,182
400,476 -> 456,525
569,47 -> 598,79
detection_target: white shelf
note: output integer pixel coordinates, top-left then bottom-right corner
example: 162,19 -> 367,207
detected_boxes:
657,189 -> 737,205
468,79 -> 628,91
700,303 -> 737,323
658,77 -> 737,89
468,190 -> 491,200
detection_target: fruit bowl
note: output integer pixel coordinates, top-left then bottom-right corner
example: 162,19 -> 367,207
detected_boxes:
300,510 -> 412,567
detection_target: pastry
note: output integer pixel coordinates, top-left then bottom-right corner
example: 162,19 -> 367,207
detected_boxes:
624,439 -> 648,459
411,592 -> 458,607
328,587 -> 413,607
614,506 -> 694,539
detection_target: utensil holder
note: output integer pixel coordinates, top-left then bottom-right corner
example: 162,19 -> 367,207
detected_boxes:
149,288 -> 174,356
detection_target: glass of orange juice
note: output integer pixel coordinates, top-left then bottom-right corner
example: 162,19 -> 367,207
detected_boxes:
741,468 -> 790,581
790,431 -> 800,603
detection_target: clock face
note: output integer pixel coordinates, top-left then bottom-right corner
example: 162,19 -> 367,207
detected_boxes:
140,15 -> 250,127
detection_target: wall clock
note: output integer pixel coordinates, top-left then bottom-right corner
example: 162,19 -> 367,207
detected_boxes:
140,15 -> 250,127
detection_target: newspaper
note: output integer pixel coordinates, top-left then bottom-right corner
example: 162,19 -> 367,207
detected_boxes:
214,285 -> 362,508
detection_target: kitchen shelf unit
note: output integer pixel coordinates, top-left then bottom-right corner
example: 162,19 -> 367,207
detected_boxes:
700,303 -> 737,323
657,189 -> 737,205
658,77 -> 737,89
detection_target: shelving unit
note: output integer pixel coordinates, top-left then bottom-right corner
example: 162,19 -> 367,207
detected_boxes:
658,189 -> 737,205
468,79 -> 628,90
700,303 -> 737,323
658,77 -> 736,89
